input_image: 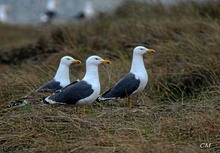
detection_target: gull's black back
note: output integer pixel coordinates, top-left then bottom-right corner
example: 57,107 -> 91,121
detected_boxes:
37,79 -> 62,92
102,73 -> 140,99
47,80 -> 94,104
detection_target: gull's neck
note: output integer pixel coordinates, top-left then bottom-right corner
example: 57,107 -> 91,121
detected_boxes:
130,53 -> 146,74
54,63 -> 70,83
83,64 -> 99,85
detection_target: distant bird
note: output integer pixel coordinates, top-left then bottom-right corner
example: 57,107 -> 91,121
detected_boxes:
7,56 -> 81,108
37,56 -> 81,92
45,55 -> 111,107
75,1 -> 96,20
0,5 -> 8,23
98,46 -> 155,107
41,0 -> 57,23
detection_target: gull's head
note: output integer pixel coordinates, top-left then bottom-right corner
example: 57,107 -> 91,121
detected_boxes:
60,56 -> 81,66
133,46 -> 155,55
86,55 -> 111,66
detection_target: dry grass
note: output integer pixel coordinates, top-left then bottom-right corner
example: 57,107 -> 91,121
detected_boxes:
0,1 -> 220,152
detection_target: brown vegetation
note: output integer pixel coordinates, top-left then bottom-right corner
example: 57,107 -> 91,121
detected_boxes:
0,1 -> 220,152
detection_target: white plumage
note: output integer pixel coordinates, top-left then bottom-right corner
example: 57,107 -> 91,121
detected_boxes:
0,5 -> 7,23
45,55 -> 111,106
98,46 -> 155,107
37,56 -> 81,92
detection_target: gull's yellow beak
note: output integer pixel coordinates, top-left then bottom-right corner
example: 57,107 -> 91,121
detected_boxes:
147,49 -> 156,53
74,60 -> 81,64
102,60 -> 111,64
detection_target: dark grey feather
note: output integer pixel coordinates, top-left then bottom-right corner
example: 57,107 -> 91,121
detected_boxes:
46,80 -> 94,104
102,73 -> 140,99
37,79 -> 62,92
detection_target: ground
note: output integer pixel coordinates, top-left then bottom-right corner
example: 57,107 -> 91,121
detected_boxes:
0,1 -> 220,153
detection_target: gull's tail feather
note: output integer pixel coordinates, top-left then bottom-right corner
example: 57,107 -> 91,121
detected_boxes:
42,97 -> 50,104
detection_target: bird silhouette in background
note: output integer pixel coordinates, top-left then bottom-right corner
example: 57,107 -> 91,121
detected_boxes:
0,4 -> 8,23
41,0 -> 57,23
75,1 -> 96,20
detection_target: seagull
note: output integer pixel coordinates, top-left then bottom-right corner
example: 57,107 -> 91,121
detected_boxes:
41,0 -> 57,23
37,56 -> 81,92
75,1 -> 96,20
6,56 -> 81,108
98,46 -> 155,107
44,55 -> 111,107
0,5 -> 7,23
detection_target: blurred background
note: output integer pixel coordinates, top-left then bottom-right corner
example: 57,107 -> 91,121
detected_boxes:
0,0 -> 214,25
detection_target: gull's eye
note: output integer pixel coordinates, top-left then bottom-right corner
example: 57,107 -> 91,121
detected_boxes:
140,48 -> 143,50
67,58 -> 70,60
95,58 -> 99,60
